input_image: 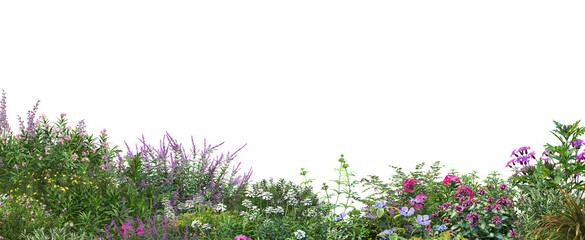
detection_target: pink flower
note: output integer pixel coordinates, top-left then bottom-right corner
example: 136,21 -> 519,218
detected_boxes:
403,178 -> 420,193
443,174 -> 461,185
100,128 -> 107,134
60,113 -> 66,117
134,226 -> 144,236
70,222 -> 73,227
234,235 -> 253,240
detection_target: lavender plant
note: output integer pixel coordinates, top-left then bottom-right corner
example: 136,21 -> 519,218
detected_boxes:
108,133 -> 253,218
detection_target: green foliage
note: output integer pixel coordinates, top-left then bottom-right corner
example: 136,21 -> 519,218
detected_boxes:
526,188 -> 585,240
20,226 -> 92,240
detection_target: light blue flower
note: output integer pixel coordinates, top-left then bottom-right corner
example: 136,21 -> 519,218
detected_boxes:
375,201 -> 386,208
416,215 -> 431,226
434,224 -> 447,231
399,207 -> 415,216
335,212 -> 346,221
378,228 -> 396,240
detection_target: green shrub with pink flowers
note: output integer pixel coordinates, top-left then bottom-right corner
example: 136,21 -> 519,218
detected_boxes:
2,90 -> 585,239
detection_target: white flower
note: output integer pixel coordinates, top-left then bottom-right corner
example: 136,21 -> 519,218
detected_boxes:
284,191 -> 296,200
303,209 -> 317,217
242,199 -> 252,208
294,229 -> 306,239
214,203 -> 226,212
251,206 -> 260,213
261,192 -> 273,200
240,211 -> 248,217
273,206 -> 284,214
303,198 -> 312,206
245,191 -> 256,198
191,220 -> 202,228
264,206 -> 274,214
288,198 -> 298,205
201,223 -> 212,230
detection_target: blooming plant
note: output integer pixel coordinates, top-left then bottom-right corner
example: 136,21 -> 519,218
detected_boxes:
508,120 -> 585,194
110,133 -> 253,218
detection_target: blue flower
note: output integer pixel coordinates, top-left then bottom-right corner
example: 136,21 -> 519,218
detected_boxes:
378,228 -> 396,239
375,201 -> 386,208
410,197 -> 422,203
416,215 -> 431,226
399,207 -> 415,216
335,212 -> 346,221
434,224 -> 447,231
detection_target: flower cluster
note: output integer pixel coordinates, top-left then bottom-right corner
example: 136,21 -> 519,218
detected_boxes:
442,174 -> 461,185
506,146 -> 536,169
403,178 -> 420,193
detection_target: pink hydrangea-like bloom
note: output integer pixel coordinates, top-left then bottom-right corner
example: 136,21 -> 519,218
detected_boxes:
442,174 -> 461,185
60,113 -> 66,117
403,178 -> 420,193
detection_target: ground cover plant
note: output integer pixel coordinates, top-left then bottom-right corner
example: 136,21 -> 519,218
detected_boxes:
1,90 -> 585,240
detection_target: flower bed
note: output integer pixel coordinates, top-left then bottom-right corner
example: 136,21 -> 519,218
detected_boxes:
1,91 -> 585,240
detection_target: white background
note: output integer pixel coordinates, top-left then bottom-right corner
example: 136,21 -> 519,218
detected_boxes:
1,1 -> 584,212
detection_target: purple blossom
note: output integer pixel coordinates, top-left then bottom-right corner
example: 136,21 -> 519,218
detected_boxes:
511,149 -> 517,157
499,183 -> 507,190
572,139 -> 584,148
335,212 -> 347,221
510,230 -> 518,237
578,152 -> 585,162
518,146 -> 531,153
76,119 -> 86,137
491,216 -> 502,225
0,90 -> 9,135
466,212 -> 481,228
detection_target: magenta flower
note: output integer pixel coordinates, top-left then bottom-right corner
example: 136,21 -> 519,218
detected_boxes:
134,226 -> 144,236
455,186 -> 474,201
572,139 -> 584,148
578,152 -> 585,162
403,178 -> 420,193
442,174 -> 461,185
234,235 -> 253,240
